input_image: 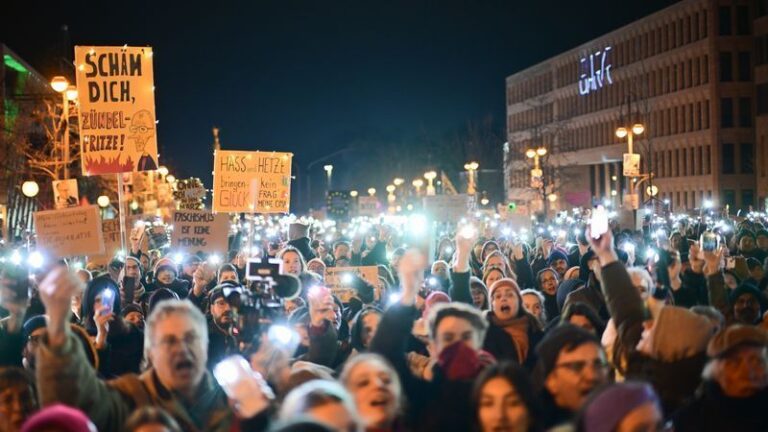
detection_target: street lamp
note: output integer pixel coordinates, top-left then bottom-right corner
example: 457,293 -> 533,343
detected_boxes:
367,188 -> 376,196
324,165 -> 333,190
166,175 -> 176,184
424,171 -> 437,196
393,178 -> 404,187
412,179 -> 424,195
386,184 -> 396,203
21,181 -> 39,198
158,166 -> 169,177
350,190 -> 358,198
65,85 -> 78,102
463,161 -> 479,195
51,76 -> 72,179
547,193 -> 558,202
97,195 -> 110,208
616,123 -> 644,173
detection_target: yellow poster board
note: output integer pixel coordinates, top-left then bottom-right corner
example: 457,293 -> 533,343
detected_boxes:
34,206 -> 104,258
212,150 -> 292,213
75,46 -> 158,175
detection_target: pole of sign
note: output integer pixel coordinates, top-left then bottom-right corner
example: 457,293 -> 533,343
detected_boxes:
117,174 -> 127,255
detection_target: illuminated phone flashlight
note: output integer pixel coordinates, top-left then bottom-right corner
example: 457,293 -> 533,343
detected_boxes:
325,234 -> 333,243
342,273 -> 354,284
646,247 -> 659,263
27,251 -> 44,269
72,261 -> 84,270
443,245 -> 453,254
621,242 -> 635,254
208,254 -> 222,265
388,292 -> 402,305
213,355 -> 250,390
459,225 -> 476,239
134,220 -> 145,229
267,325 -> 300,349
428,276 -> 438,287
10,250 -> 22,266
502,227 -> 512,236
173,252 -> 184,264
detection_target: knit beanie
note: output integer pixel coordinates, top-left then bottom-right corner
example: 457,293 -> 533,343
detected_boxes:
581,382 -> 659,432
488,278 -> 521,300
21,404 -> 97,432
547,249 -> 569,266
120,303 -> 143,318
423,291 -> 451,318
22,315 -> 47,341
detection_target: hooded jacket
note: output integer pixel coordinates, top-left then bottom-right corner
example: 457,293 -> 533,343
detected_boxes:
673,381 -> 768,432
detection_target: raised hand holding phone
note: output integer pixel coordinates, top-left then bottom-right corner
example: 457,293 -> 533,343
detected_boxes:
214,355 -> 274,418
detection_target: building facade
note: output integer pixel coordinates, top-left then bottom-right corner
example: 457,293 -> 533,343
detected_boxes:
505,0 -> 768,214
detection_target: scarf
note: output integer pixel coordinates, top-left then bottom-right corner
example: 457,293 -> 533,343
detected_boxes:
491,313 -> 530,363
437,341 -> 496,381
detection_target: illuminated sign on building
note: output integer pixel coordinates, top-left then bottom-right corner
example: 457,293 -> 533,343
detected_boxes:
579,46 -> 613,95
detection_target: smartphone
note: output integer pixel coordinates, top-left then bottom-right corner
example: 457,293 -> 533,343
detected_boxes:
590,206 -> 609,239
701,231 -> 718,252
100,289 -> 115,315
123,276 -> 136,304
213,355 -> 273,407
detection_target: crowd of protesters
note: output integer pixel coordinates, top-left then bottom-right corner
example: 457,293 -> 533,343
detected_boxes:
1,208 -> 768,432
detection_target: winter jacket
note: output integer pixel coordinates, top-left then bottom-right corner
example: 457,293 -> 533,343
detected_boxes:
370,304 -> 477,432
563,276 -> 609,321
206,320 -> 238,371
671,269 -> 708,308
673,382 -> 768,432
482,312 -> 543,370
601,261 -> 713,416
36,333 -> 239,432
287,237 -> 316,262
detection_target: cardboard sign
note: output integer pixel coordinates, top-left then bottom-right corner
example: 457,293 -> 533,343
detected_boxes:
423,194 -> 471,223
212,150 -> 292,213
324,266 -> 380,303
90,218 -> 122,265
52,179 -> 79,209
357,196 -> 379,217
34,206 -> 104,258
75,46 -> 159,175
170,210 -> 230,254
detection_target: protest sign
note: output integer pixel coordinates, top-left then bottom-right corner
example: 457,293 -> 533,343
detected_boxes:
173,177 -> 206,210
212,150 -> 292,213
324,266 -> 380,302
357,196 -> 379,217
423,194 -> 471,223
90,218 -> 122,265
75,46 -> 158,175
170,210 -> 230,254
53,179 -> 79,209
34,206 -> 104,258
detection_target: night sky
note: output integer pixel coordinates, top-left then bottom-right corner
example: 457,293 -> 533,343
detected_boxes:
3,0 -> 677,210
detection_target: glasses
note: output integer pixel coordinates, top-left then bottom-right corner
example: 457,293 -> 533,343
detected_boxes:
155,332 -> 201,350
555,359 -> 611,375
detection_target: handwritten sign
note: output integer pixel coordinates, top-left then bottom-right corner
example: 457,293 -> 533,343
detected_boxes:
75,46 -> 159,175
357,196 -> 379,217
324,266 -> 380,303
34,206 -> 104,258
90,218 -> 122,265
212,150 -> 292,213
170,210 -> 230,254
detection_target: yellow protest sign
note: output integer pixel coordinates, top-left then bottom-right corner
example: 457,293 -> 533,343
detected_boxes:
34,206 -> 104,258
75,46 -> 158,175
212,150 -> 292,213
170,210 -> 230,254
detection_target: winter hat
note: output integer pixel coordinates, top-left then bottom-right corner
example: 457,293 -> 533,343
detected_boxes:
208,286 -> 227,305
547,249 -> 569,266
147,288 -> 179,315
638,306 -> 715,362
152,257 -> 175,274
729,283 -> 767,313
21,404 -> 97,432
22,315 -> 47,341
120,303 -> 143,318
581,382 -> 660,432
535,324 -> 599,378
708,324 -> 768,358
578,249 -> 597,282
488,278 -> 521,301
154,263 -> 178,277
423,291 -> 451,318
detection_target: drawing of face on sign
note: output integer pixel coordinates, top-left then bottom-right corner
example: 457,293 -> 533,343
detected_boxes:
129,110 -> 158,171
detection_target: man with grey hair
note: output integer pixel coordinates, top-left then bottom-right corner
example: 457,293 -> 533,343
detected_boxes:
34,267 -> 265,432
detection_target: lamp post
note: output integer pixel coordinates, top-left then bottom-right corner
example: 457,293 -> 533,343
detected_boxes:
616,123 -> 646,214
367,188 -> 376,197
463,162 -> 479,195
51,76 -> 73,179
21,181 -> 39,198
412,179 -> 424,196
323,165 -> 333,191
424,171 -> 437,196
386,184 -> 396,203
526,147 -> 548,215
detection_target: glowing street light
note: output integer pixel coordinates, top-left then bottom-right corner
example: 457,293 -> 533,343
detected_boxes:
158,166 -> 169,176
463,161 -> 479,195
97,195 -> 110,208
393,178 -> 404,187
51,76 -> 73,179
50,76 -> 69,93
386,184 -> 396,203
424,171 -> 437,196
21,181 -> 39,198
350,190 -> 358,198
367,188 -> 376,196
412,178 -> 424,195
65,85 -> 78,102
